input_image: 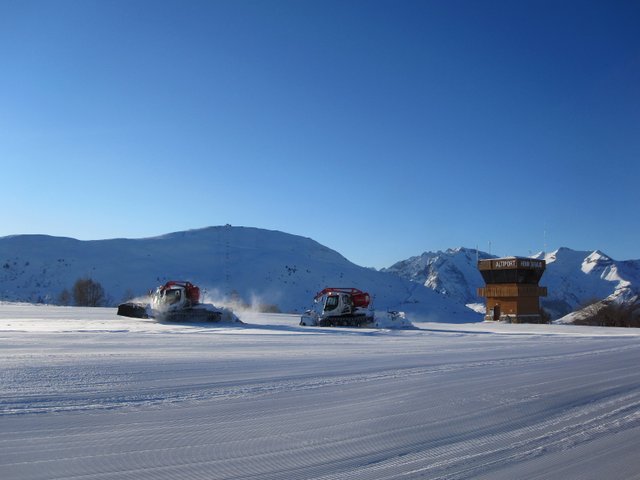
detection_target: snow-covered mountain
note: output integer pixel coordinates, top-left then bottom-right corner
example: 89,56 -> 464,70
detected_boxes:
4,227 -> 637,323
0,226 -> 479,322
385,247 -> 640,320
383,247 -> 495,309
534,248 -> 640,319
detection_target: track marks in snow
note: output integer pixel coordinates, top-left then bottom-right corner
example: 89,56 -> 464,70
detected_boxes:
6,373 -> 640,480
2,340 -> 638,416
3,312 -> 640,478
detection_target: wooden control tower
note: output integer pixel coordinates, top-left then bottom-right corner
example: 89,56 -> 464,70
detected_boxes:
477,257 -> 547,323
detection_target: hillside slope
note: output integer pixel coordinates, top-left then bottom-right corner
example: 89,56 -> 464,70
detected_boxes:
0,226 -> 479,322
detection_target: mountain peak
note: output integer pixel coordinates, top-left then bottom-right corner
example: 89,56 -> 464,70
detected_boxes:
585,250 -> 612,262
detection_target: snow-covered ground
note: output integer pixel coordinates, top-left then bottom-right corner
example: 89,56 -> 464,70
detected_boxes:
2,304 -> 640,479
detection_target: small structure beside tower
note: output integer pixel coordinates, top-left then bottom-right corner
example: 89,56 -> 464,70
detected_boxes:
477,257 -> 547,323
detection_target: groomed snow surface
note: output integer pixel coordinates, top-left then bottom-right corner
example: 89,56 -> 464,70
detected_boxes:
2,304 -> 640,479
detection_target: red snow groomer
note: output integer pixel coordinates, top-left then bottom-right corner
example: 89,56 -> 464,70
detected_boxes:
299,287 -> 375,327
117,280 -> 240,323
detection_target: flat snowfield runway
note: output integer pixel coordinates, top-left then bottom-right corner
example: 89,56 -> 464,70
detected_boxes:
2,304 -> 640,479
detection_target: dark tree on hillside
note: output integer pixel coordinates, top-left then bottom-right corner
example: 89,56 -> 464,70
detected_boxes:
58,288 -> 72,306
73,277 -> 106,307
574,300 -> 640,328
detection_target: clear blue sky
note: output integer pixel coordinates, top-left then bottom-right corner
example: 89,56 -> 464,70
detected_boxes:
1,0 -> 638,268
